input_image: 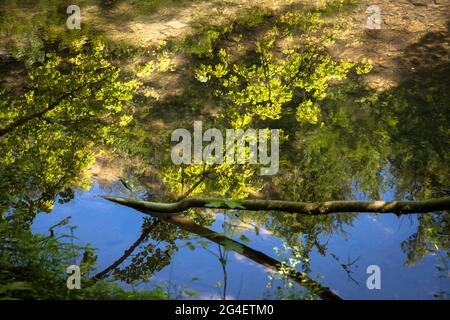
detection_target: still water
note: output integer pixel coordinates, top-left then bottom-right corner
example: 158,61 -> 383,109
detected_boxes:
2,0 -> 448,300
32,183 -> 449,299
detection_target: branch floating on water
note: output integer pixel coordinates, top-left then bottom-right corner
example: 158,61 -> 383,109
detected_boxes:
102,196 -> 450,216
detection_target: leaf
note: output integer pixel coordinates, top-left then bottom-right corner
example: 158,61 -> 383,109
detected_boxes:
205,200 -> 224,208
185,242 -> 195,251
239,234 -> 251,244
223,240 -> 244,253
206,199 -> 245,209
184,290 -> 199,297
224,200 -> 245,209
197,240 -> 210,248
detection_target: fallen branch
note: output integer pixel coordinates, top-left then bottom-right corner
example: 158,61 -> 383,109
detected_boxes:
102,196 -> 450,216
103,197 -> 342,300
